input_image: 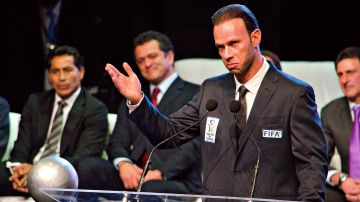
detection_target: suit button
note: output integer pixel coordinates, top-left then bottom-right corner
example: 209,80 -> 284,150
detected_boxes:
234,169 -> 240,175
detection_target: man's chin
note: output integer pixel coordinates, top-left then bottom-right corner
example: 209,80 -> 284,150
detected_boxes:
56,90 -> 71,99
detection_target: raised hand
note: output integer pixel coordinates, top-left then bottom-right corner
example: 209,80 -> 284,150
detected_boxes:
105,63 -> 142,104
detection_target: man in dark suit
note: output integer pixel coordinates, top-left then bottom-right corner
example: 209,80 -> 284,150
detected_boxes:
78,31 -> 202,194
105,4 -> 328,201
321,47 -> 360,202
0,45 -> 108,196
0,97 -> 10,159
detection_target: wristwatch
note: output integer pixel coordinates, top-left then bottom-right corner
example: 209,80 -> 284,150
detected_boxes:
338,173 -> 349,187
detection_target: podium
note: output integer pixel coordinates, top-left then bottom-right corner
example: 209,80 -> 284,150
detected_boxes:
40,188 -> 300,202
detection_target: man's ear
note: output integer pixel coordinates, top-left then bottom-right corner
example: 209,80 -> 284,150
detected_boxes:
166,50 -> 175,64
79,66 -> 85,80
251,29 -> 261,47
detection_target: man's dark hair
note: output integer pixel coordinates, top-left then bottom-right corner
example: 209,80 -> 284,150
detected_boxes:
133,31 -> 175,53
262,50 -> 282,70
211,4 -> 259,36
336,46 -> 360,66
47,45 -> 84,69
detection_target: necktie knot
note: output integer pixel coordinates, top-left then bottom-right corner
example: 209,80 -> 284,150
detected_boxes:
56,100 -> 67,116
58,100 -> 67,107
151,87 -> 160,106
58,100 -> 67,110
238,85 -> 248,99
353,106 -> 360,120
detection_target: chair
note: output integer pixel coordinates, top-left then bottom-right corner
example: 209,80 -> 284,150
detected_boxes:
1,112 -> 21,162
102,113 -> 117,160
174,58 -> 343,171
107,113 -> 117,135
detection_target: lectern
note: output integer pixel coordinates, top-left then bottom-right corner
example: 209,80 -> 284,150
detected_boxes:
41,188 -> 300,202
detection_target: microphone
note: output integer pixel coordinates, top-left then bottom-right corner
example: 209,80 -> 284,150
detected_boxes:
229,100 -> 260,200
137,99 -> 218,192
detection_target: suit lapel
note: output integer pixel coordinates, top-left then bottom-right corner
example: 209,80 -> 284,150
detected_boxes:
237,65 -> 279,153
339,98 -> 353,144
60,88 -> 85,154
157,77 -> 183,114
38,91 -> 55,146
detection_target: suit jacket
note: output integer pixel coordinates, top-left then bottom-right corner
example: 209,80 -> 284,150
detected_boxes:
108,77 -> 202,194
321,97 -> 352,173
10,88 -> 108,167
0,97 -> 10,159
130,64 -> 328,201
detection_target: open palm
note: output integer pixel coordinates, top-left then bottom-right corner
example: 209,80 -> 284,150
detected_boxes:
105,62 -> 142,104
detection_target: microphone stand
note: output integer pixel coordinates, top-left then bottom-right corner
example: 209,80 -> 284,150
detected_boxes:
137,107 -> 216,193
135,99 -> 218,202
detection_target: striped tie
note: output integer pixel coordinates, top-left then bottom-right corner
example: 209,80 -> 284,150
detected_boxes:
41,100 -> 67,159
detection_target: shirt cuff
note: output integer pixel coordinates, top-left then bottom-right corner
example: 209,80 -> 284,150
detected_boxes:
327,169 -> 339,186
113,157 -> 132,170
6,161 -> 22,175
126,93 -> 144,113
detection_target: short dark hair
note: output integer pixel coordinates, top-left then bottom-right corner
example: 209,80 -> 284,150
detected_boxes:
47,45 -> 84,69
211,4 -> 259,35
336,46 -> 360,66
133,31 -> 174,53
262,50 -> 282,70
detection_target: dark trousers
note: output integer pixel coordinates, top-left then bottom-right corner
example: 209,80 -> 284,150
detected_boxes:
325,184 -> 347,202
77,157 -> 189,193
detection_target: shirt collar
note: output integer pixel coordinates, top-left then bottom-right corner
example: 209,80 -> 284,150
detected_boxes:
150,72 -> 178,94
349,101 -> 360,111
234,56 -> 270,94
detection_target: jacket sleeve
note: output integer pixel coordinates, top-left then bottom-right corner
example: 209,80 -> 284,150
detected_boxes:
290,85 -> 328,201
0,97 -> 10,159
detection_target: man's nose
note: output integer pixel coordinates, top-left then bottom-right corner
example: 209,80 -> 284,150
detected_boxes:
224,46 -> 233,60
59,71 -> 66,80
144,58 -> 152,68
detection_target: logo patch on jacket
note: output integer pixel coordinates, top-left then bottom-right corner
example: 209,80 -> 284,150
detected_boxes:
204,117 -> 219,143
262,129 -> 283,138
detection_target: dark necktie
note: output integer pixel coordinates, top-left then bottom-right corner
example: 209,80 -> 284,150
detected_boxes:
151,87 -> 160,107
350,106 -> 360,179
41,100 -> 67,158
235,85 -> 248,150
47,10 -> 57,44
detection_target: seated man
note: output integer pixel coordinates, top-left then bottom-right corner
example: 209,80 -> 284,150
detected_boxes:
0,96 -> 10,159
0,45 -> 108,196
78,31 -> 202,194
321,46 -> 360,202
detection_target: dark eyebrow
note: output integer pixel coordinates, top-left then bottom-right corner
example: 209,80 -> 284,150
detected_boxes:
215,43 -> 224,48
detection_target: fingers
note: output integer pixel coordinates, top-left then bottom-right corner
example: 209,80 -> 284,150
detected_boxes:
105,63 -> 120,78
119,163 -> 141,190
122,62 -> 134,77
11,175 -> 27,192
